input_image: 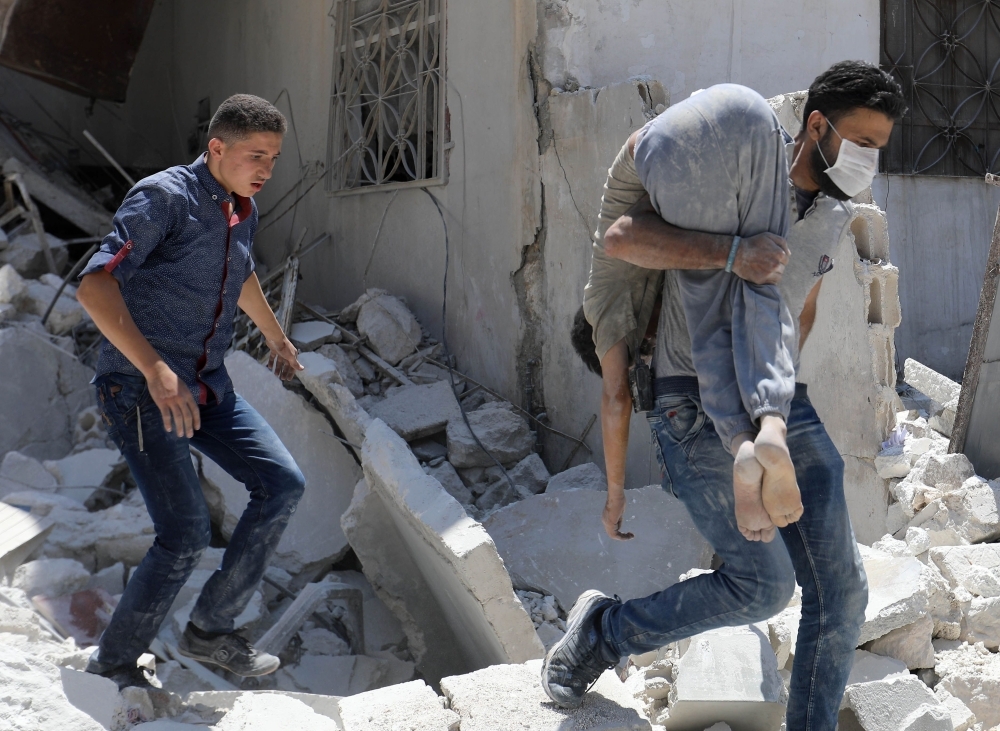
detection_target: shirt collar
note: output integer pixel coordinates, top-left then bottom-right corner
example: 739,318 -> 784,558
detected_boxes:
191,153 -> 252,220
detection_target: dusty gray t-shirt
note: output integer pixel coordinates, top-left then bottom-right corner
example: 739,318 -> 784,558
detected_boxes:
653,163 -> 853,378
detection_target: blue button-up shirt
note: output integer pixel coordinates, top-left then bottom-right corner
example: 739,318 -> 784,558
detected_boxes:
80,154 -> 257,404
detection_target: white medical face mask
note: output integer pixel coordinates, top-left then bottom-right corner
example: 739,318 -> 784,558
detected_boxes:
817,118 -> 879,197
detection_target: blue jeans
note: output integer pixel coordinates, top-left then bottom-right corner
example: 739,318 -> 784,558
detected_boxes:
90,371 -> 305,670
600,378 -> 867,731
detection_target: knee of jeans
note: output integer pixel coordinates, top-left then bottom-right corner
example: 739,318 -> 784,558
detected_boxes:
159,516 -> 212,560
743,572 -> 797,623
837,561 -> 869,632
276,462 -> 306,504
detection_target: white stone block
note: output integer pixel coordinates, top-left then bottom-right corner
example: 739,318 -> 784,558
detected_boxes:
859,555 -> 929,644
961,597 -> 1000,649
338,679 -> 461,731
446,403 -> 535,468
0,645 -> 106,730
929,544 -> 1000,598
546,462 -> 607,492
367,380 -> 463,440
842,675 -> 951,731
13,558 -> 90,598
866,613 -> 935,669
59,666 -> 124,730
0,263 -> 26,304
508,452 -> 550,494
289,320 -> 338,351
767,605 -> 801,669
932,686 -> 977,731
908,481 -> 1000,546
215,692 -> 340,731
357,293 -> 422,365
876,446 -> 911,479
483,485 -> 712,614
0,450 -> 57,498
441,659 -> 650,730
904,359 -> 961,407
933,641 -> 1000,729
846,649 -> 908,687
44,448 -> 122,490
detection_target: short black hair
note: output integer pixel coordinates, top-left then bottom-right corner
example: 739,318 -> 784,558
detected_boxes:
207,94 -> 287,144
803,61 -> 907,125
571,306 -> 602,377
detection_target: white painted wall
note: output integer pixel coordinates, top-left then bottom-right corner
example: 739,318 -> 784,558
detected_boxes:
872,175 -> 1000,380
538,0 -> 879,100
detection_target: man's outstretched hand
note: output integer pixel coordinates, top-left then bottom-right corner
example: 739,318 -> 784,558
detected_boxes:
147,361 -> 200,438
732,233 -> 790,285
265,336 -> 304,381
603,490 -> 634,541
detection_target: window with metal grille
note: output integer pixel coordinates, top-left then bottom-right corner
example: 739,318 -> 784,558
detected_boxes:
327,0 -> 446,194
882,1 -> 1000,176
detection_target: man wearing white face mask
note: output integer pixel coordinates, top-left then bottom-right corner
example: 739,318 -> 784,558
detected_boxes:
550,62 -> 907,728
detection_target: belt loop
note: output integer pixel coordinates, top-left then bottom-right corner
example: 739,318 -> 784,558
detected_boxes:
137,405 -> 144,452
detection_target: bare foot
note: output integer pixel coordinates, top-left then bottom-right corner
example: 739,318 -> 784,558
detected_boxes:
732,434 -> 776,542
754,416 -> 804,528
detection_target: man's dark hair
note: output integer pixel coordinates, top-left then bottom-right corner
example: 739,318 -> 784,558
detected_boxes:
803,61 -> 907,125
571,306 -> 602,377
207,94 -> 287,144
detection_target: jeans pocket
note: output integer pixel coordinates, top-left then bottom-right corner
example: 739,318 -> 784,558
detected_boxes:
655,395 -> 705,445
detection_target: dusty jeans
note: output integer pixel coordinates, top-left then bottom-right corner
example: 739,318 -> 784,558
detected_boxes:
89,371 -> 305,670
600,378 -> 867,731
635,84 -> 797,449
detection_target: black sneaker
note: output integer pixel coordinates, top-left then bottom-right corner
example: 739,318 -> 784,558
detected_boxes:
541,590 -> 621,709
176,622 -> 280,677
85,661 -> 154,690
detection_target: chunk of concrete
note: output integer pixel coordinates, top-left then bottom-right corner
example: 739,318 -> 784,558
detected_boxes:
13,557 -> 90,598
483,485 -> 712,612
0,263 -> 26,304
446,404 -> 535,468
410,437 -> 448,462
908,481 -> 1000,546
212,352 -> 364,573
316,343 -> 365,397
296,350 -> 372,450
338,679 -> 461,731
0,645 -> 106,730
0,450 -> 57,499
441,659 -> 650,730
0,328 -> 93,460
767,605 -> 801,669
357,293 -> 422,365
425,460 -> 473,504
859,555 -> 929,644
866,613 -> 935,669
961,597 -> 1000,649
22,279 -> 85,335
934,641 -> 1000,728
1,232 -> 69,279
929,545 -> 1000,598
39,493 -> 155,571
546,462 -> 606,493
44,448 -> 122,494
289,320 -> 339,351
842,675 -> 951,731
876,446 -> 911,480
656,626 -> 783,731
508,452 -> 550,494
904,359 -> 960,409
367,380 -> 462,440
846,649 -> 908,687
215,692 -> 340,731
342,420 -> 543,685
932,686 -> 977,731
59,666 -> 124,730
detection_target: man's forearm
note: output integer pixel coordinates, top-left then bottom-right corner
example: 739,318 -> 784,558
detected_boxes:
77,271 -> 166,377
601,341 -> 632,494
604,195 -> 731,270
237,273 -> 283,341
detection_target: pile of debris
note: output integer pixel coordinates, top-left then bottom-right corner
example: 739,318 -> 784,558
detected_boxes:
3,267 -> 1000,730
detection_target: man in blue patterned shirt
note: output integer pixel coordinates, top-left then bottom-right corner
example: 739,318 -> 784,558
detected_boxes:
77,94 -> 306,688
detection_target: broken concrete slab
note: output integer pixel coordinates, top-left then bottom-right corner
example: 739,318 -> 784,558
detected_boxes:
484,485 -> 712,612
59,666 -> 124,731
961,597 -> 1000,649
31,588 -> 118,646
446,403 -> 535,468
441,659 -> 650,731
296,350 -> 372,450
934,641 -> 1000,728
315,343 -> 365,397
338,679 -> 460,731
846,649 -> 908,687
0,645 -> 107,730
357,293 -> 422,365
0,263 -> 26,304
929,544 -> 1000,598
0,328 -> 93,460
289,320 -> 339,351
44,448 -> 122,489
12,557 -> 90,599
907,480 -> 1000,546
859,555 -> 929,644
343,419 -> 543,685
425,460 -> 473,504
367,380 -> 462,440
39,493 -> 155,571
904,359 -> 959,439
508,452 -> 550,494
3,158 -> 112,237
657,625 -> 784,731
0,233 -> 69,279
840,674 -> 951,731
215,692 -> 341,731
0,450 -> 58,500
546,462 -> 606,493
932,687 -> 977,731
213,352 -> 364,573
866,613 -> 935,669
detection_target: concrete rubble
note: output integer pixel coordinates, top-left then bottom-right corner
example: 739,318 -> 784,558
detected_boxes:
2,253 -> 1000,731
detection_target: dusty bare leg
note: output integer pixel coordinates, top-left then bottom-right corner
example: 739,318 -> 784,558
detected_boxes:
732,432 -> 776,543
754,415 -> 804,528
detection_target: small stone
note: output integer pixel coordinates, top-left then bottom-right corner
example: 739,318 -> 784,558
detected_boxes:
447,404 -> 535,469
876,446 -> 910,480
367,380 -> 463,440
426,459 -> 473,505
409,437 -> 448,462
507,453 -> 550,494
0,263 -> 26,304
476,479 -> 516,512
290,320 -> 339,351
842,674 -> 951,731
866,613 -> 935,669
357,293 -> 422,365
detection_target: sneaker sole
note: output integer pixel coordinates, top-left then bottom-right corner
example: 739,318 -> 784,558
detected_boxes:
175,643 -> 281,677
540,589 -> 611,708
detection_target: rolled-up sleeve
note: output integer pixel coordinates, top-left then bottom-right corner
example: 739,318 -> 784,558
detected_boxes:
78,184 -> 180,287
584,138 -> 662,362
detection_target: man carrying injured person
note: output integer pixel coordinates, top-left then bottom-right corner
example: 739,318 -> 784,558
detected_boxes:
75,94 -> 305,689
547,62 -> 906,729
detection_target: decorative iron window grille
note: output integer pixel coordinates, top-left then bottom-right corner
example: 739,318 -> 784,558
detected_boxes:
328,0 -> 446,193
882,0 -> 1000,176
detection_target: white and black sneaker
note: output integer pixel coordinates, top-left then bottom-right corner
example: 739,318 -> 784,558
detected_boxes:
176,622 -> 280,677
541,590 -> 621,709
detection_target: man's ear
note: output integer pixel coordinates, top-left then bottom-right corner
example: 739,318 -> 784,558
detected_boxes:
207,137 -> 226,159
804,110 -> 827,142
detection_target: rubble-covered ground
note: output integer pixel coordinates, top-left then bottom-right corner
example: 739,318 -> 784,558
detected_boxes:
2,275 -> 1000,730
